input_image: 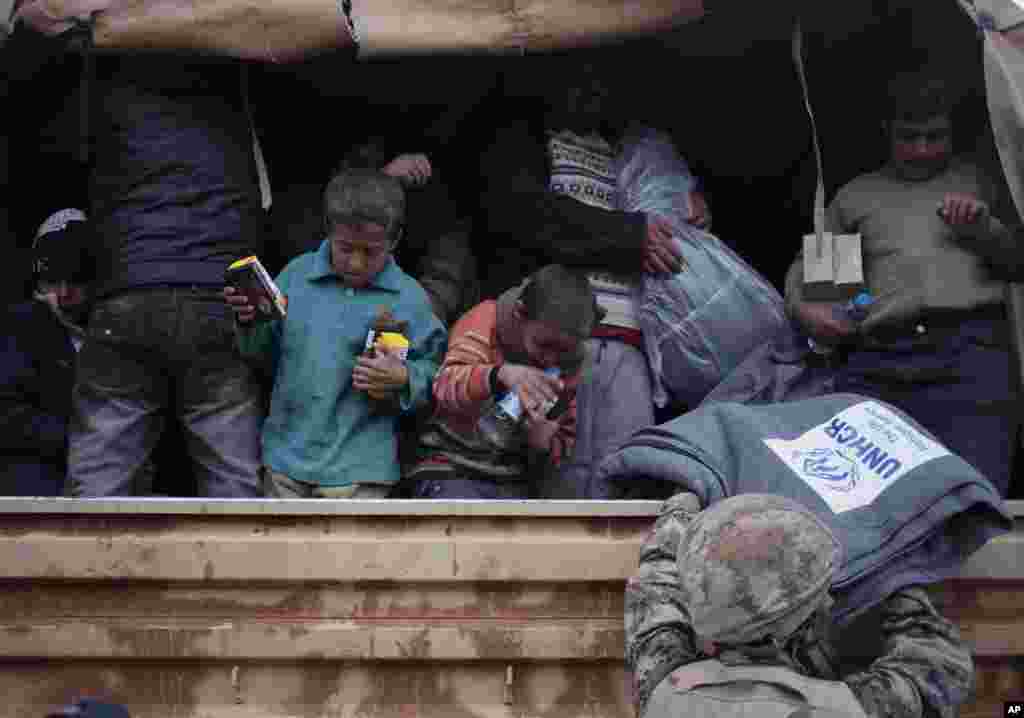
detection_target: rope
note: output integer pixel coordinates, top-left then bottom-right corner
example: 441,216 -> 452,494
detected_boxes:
792,19 -> 826,258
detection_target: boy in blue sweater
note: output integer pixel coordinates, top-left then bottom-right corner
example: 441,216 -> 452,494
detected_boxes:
225,169 -> 447,498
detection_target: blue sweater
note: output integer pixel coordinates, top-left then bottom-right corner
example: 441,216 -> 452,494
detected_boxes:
238,241 -> 447,487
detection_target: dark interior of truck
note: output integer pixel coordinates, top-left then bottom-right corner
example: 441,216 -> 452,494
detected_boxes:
3,0 -> 1020,497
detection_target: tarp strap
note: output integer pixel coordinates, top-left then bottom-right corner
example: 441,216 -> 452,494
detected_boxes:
241,64 -> 273,210
792,18 -> 826,258
340,0 -> 360,44
0,0 -> 17,43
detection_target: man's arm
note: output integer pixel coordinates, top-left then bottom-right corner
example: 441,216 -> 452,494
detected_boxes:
938,193 -> 1024,280
843,586 -> 975,718
624,492 -> 703,716
479,121 -> 647,271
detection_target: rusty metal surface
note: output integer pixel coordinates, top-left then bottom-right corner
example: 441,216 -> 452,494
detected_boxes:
0,497 -> 668,516
0,500 -> 1020,717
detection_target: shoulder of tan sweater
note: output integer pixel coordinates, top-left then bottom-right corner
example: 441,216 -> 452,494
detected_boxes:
833,167 -> 894,197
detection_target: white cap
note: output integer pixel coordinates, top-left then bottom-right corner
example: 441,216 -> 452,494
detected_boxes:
34,208 -> 87,242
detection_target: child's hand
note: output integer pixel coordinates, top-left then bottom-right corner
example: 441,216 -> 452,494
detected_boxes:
223,285 -> 256,324
523,400 -> 559,453
223,286 -> 287,325
383,153 -> 433,187
497,364 -> 563,407
353,344 -> 409,397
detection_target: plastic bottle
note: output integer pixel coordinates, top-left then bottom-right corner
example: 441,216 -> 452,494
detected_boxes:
478,367 -> 561,450
808,292 -> 874,356
364,307 -> 410,359
362,307 -> 410,411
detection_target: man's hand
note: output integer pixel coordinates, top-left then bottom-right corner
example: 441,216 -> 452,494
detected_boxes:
687,190 -> 711,230
496,363 -> 563,408
522,399 -> 560,453
642,214 -> 686,275
353,345 -> 409,399
938,193 -> 989,238
382,153 -> 433,187
794,300 -> 857,346
224,286 -> 256,324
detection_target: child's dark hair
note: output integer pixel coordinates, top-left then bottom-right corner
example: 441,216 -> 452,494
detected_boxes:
323,168 -> 405,241
520,265 -> 601,339
884,70 -> 961,124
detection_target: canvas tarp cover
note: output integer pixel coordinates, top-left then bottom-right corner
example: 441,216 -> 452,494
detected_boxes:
970,0 -> 1024,396
8,0 -> 704,60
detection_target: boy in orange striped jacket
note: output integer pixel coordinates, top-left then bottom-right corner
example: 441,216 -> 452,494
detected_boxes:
407,265 -> 600,499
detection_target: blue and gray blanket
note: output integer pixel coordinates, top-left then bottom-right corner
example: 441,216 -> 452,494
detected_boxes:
597,393 -> 1012,624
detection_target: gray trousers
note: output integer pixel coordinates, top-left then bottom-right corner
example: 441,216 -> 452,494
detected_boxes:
67,288 -> 264,497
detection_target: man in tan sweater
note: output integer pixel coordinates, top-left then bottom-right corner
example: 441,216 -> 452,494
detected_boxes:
785,72 -> 1020,495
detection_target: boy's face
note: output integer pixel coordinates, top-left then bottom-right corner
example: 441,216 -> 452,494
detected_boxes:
40,280 -> 91,322
328,221 -> 395,289
888,115 -> 953,182
520,318 -> 583,371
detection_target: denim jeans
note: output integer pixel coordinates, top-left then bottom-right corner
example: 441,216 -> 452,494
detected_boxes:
413,476 -> 531,500
68,287 -> 264,497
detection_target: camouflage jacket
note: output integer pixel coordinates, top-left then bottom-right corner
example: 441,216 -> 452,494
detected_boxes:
625,493 -> 976,718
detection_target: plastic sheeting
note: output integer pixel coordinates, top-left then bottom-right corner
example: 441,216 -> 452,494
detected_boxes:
614,127 -> 789,407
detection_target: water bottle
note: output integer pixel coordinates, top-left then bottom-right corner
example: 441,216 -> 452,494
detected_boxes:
478,367 -> 561,450
808,292 -> 874,355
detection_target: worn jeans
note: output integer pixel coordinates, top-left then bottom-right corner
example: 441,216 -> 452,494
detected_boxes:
412,475 -> 531,500
68,287 -> 264,497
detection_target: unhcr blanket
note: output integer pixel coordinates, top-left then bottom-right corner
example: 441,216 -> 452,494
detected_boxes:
596,393 -> 1012,624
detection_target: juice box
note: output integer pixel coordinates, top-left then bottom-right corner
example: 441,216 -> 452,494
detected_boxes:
225,256 -> 287,322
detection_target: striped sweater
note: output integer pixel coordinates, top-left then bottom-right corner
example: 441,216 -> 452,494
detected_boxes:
407,300 -> 578,482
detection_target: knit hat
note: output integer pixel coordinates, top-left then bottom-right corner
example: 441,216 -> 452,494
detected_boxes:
32,208 -> 92,282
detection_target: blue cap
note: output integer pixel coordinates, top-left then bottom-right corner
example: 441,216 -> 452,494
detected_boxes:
47,699 -> 131,718
852,292 -> 874,308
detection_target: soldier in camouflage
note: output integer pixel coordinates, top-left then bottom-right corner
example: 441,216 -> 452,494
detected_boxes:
625,492 -> 975,718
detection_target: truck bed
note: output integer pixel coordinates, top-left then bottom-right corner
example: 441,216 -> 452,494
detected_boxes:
0,498 -> 1020,717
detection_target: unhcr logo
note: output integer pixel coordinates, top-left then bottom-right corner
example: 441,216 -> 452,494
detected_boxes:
823,419 -> 903,481
792,448 -> 859,492
765,402 -> 948,514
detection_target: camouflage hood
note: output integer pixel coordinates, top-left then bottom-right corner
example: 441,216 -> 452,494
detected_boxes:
678,494 -> 842,645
